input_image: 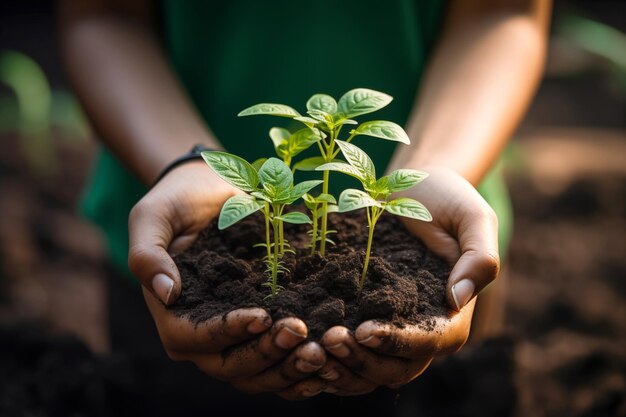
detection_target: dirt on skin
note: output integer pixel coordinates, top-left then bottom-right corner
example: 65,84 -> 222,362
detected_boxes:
171,211 -> 452,340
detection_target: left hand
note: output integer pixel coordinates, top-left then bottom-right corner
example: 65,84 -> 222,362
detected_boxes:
282,166 -> 500,398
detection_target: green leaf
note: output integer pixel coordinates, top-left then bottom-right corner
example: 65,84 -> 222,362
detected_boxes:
302,193 -> 316,209
385,198 -> 432,221
268,129 -> 290,159
308,109 -> 333,123
315,193 -> 337,204
258,158 -> 293,192
238,103 -> 301,118
293,116 -> 319,126
202,151 -> 259,192
269,127 -> 290,149
262,183 -> 279,199
368,176 -> 389,196
251,158 -> 267,172
250,191 -> 272,203
338,189 -> 382,212
275,212 -> 312,224
336,88 -> 392,118
316,162 -> 367,182
387,169 -> 428,192
289,128 -> 323,157
351,120 -> 410,144
282,180 -> 324,203
317,205 -> 339,217
335,140 -> 376,185
306,94 -> 337,114
218,195 -> 264,229
294,156 -> 333,171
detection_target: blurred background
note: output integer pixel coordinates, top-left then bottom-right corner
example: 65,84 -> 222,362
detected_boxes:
0,1 -> 624,416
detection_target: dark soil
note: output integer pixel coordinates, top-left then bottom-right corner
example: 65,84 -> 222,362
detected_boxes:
172,211 -> 451,339
0,322 -> 136,417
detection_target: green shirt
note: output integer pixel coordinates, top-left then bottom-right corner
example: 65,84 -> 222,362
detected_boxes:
81,0 -> 512,278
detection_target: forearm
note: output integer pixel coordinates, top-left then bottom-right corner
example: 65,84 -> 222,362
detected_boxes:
59,0 -> 221,185
389,0 -> 551,186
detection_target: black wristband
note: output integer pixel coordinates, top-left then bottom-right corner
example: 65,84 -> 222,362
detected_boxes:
153,144 -> 218,186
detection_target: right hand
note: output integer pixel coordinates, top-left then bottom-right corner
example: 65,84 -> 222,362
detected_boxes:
128,161 -> 326,394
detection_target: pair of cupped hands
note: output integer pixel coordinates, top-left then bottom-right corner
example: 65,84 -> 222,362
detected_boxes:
128,161 -> 500,400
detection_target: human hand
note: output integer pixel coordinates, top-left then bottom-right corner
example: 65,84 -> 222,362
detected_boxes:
299,166 -> 499,397
129,161 -> 326,392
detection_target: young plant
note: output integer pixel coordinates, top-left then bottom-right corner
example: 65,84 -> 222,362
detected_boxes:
317,140 -> 432,290
266,127 -> 325,169
301,193 -> 338,255
239,88 -> 410,256
202,152 -> 321,297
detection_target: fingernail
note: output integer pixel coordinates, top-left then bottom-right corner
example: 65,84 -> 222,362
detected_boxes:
295,359 -> 322,373
246,315 -> 271,334
357,334 -> 382,348
323,386 -> 338,394
326,342 -> 351,358
302,388 -> 322,397
274,327 -> 306,349
152,274 -> 174,304
319,369 -> 339,381
452,279 -> 475,310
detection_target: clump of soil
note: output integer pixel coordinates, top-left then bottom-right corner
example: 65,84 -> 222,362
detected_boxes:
171,210 -> 451,339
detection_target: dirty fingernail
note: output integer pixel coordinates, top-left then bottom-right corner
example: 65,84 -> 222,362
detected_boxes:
326,342 -> 351,358
319,369 -> 339,381
247,316 -> 271,334
324,386 -> 339,394
302,388 -> 322,397
274,327 -> 306,349
452,279 -> 475,310
295,359 -> 322,373
357,334 -> 382,348
152,274 -> 174,305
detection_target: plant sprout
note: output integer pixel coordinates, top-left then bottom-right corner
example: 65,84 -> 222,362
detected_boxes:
202,152 -> 321,296
317,140 -> 432,290
239,88 -> 410,256
301,193 -> 338,255
250,126 -> 325,171
269,127 -> 325,169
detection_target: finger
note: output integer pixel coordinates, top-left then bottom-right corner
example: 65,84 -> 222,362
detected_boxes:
144,291 -> 272,354
353,305 -> 475,359
128,196 -> 180,305
322,326 -> 430,387
317,358 -> 378,396
190,318 -> 307,380
231,342 -> 326,394
447,204 -> 500,311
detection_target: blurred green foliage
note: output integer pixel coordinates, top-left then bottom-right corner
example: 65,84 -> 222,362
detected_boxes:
0,50 -> 89,175
557,15 -> 626,90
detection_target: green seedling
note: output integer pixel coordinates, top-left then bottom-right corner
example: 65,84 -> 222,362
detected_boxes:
202,152 -> 321,297
302,193 -> 338,254
239,88 -> 410,256
317,140 -> 432,290
267,127 -> 325,169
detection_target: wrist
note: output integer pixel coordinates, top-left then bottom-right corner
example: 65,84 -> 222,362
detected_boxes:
153,144 -> 220,186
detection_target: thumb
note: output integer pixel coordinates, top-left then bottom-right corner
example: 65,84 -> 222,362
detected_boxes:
128,199 -> 181,305
447,207 -> 500,311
